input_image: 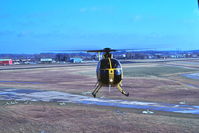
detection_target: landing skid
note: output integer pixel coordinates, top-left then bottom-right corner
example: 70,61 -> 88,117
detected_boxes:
92,83 -> 102,98
117,84 -> 129,97
92,83 -> 129,98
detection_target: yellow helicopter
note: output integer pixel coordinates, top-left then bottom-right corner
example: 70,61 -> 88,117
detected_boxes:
87,48 -> 129,98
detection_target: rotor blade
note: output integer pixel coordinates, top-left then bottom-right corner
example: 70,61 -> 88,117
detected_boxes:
87,50 -> 117,52
114,48 -> 154,52
48,48 -> 104,52
49,50 -> 87,52
86,50 -> 105,52
49,47 -> 153,53
50,49 -> 109,53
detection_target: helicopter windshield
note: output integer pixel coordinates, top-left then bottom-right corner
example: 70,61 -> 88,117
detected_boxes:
99,59 -> 121,69
99,59 -> 110,69
111,59 -> 121,68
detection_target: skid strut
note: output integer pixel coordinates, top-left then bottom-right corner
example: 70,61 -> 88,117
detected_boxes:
117,84 -> 129,97
92,83 -> 102,98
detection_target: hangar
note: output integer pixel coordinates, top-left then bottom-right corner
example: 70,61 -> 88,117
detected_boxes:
0,59 -> 13,65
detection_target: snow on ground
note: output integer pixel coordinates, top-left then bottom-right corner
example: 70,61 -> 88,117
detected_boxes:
1,88 -> 199,114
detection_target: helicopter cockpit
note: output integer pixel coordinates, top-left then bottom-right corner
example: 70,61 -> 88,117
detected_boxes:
97,58 -> 122,85
98,58 -> 121,69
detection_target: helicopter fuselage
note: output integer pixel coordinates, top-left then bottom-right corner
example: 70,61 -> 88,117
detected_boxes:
89,48 -> 129,97
96,58 -> 123,87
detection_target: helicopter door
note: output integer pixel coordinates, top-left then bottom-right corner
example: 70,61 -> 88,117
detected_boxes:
97,59 -> 110,84
110,59 -> 122,84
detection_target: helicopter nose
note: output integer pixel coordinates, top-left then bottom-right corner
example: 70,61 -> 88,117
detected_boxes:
109,69 -> 114,83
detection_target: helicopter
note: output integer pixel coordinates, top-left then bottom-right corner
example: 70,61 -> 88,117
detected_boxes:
87,48 -> 129,98
53,47 -> 130,98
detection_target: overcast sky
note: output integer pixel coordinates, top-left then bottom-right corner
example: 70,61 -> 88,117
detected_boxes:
0,0 -> 199,53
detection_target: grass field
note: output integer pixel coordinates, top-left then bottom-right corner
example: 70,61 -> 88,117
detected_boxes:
1,61 -> 199,133
1,103 -> 199,133
123,65 -> 197,77
79,64 -> 198,77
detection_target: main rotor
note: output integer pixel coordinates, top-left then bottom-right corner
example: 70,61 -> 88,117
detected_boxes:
51,47 -> 150,60
87,48 -> 117,53
87,48 -> 116,59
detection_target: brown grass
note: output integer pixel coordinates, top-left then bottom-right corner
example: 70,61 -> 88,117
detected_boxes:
0,104 -> 199,133
1,62 -> 199,132
1,63 -> 199,104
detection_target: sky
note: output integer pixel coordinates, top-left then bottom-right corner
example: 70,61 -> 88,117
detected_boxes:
0,0 -> 199,53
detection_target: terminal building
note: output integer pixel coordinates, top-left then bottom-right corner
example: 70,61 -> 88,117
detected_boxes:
0,59 -> 13,65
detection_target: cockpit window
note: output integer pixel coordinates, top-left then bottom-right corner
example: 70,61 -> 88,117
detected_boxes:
99,59 -> 121,69
100,59 -> 110,69
111,59 -> 121,68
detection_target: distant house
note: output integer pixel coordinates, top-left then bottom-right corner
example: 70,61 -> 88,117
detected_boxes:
69,58 -> 83,63
40,58 -> 53,64
0,59 -> 13,65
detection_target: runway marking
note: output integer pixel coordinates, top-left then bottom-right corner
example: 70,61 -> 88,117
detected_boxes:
0,88 -> 199,114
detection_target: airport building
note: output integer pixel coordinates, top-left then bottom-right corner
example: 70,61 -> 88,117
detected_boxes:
0,59 -> 13,65
40,58 -> 53,64
69,58 -> 83,63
